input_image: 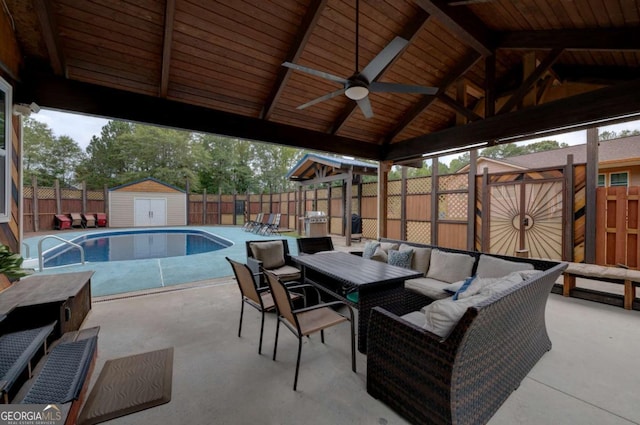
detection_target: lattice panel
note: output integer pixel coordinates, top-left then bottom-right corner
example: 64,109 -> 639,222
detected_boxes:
61,189 -> 82,199
332,186 -> 343,198
305,190 -> 315,199
387,196 -> 401,219
407,177 -> 431,194
330,217 -> 343,234
438,193 -> 468,221
406,221 -> 431,244
24,187 -> 33,197
250,194 -> 261,202
317,188 -> 328,198
388,180 -> 402,195
87,191 -> 104,200
362,218 -> 377,238
316,199 -> 328,213
362,182 -> 377,197
439,173 -> 468,191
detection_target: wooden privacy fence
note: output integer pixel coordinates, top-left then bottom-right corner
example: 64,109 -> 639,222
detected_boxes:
596,186 -> 640,269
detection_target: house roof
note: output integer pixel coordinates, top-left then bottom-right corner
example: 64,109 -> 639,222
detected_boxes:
6,1 -> 640,162
109,177 -> 186,193
287,153 -> 377,181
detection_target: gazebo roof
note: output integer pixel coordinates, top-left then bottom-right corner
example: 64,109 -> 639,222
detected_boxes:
287,153 -> 377,181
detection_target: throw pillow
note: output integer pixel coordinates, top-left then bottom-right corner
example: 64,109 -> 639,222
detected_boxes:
444,279 -> 468,294
452,275 -> 476,300
250,241 -> 285,269
475,254 -> 534,278
400,244 -> 431,276
457,271 -> 524,300
422,291 -> 491,338
363,241 -> 380,259
371,247 -> 388,263
379,242 -> 399,253
426,250 -> 475,283
388,249 -> 413,269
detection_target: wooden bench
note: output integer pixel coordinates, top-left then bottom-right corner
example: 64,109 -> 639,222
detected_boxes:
562,263 -> 640,310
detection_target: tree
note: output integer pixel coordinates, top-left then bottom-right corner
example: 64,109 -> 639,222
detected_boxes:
251,143 -> 302,193
23,118 -> 85,186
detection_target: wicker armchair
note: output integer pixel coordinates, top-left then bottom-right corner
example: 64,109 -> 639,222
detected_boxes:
366,261 -> 567,425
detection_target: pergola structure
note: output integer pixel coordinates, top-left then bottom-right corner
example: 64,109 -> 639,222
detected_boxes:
287,153 -> 377,245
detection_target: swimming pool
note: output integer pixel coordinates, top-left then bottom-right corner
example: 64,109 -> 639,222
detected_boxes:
43,229 -> 232,268
23,227 -> 299,297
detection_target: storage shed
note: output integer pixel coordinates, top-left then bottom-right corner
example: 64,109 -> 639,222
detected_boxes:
109,178 -> 186,227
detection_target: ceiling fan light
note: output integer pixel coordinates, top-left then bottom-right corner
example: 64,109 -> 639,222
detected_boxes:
345,85 -> 369,100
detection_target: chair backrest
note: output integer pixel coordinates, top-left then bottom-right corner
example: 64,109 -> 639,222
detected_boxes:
297,237 -> 334,254
272,213 -> 281,226
245,239 -> 291,261
254,212 -> 264,223
226,257 -> 262,306
265,271 -> 298,330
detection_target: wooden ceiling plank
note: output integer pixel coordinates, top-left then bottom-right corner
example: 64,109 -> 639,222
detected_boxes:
18,70 -> 383,159
33,0 -> 65,76
414,0 -> 493,56
261,0 -> 327,120
330,9 -> 431,134
386,77 -> 640,162
383,51 -> 481,143
160,0 -> 176,98
498,28 -> 640,51
497,48 -> 563,115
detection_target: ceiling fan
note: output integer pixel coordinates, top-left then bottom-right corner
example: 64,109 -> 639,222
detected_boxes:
282,0 -> 438,119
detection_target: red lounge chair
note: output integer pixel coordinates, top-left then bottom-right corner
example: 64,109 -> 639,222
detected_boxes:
54,215 -> 71,230
96,213 -> 107,227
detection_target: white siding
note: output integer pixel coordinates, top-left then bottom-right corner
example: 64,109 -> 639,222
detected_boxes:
109,191 -> 186,227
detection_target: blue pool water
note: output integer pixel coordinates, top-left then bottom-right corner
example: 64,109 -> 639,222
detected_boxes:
43,229 -> 231,268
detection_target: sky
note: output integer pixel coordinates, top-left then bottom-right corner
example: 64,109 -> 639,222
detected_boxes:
30,108 -> 640,165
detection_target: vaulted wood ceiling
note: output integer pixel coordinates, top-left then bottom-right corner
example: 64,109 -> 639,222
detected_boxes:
5,0 -> 640,162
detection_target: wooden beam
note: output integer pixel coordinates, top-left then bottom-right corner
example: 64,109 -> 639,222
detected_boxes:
414,0 -> 493,56
554,64 -> 640,85
159,0 -> 176,98
498,29 -> 640,51
19,71 -> 383,160
497,48 -> 563,114
329,9 -> 431,134
484,54 -> 495,117
383,52 -> 481,144
385,77 -> 640,161
261,0 -> 327,120
437,93 -> 482,121
33,0 -> 65,76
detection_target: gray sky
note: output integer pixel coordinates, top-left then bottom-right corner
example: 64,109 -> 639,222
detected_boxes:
31,108 -> 640,164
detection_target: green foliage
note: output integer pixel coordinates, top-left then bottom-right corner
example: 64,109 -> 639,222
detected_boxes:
0,244 -> 31,279
599,129 -> 640,141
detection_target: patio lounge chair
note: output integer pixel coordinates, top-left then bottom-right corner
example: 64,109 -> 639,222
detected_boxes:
54,214 -> 72,230
244,212 -> 263,232
95,213 -> 107,227
261,213 -> 281,236
70,213 -> 84,228
265,270 -> 356,391
254,213 -> 274,234
82,213 -> 97,228
226,258 -> 301,355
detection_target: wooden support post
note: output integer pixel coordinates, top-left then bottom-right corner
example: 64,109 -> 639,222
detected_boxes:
345,168 -> 353,246
585,127 -> 598,263
564,154 -> 574,261
103,184 -> 109,215
400,167 -> 407,240
563,274 -> 576,297
202,188 -> 207,224
32,176 -> 39,232
481,168 -> 490,252
54,179 -> 61,215
327,185 -> 332,234
232,193 -> 237,225
624,280 -> 635,310
467,149 -> 477,251
81,181 -> 87,214
297,185 -> 303,235
377,161 -> 391,239
185,178 -> 190,225
523,52 -> 537,108
431,158 -> 439,246
218,188 -> 222,225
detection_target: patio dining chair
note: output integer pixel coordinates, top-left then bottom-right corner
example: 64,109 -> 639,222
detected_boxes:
226,258 -> 303,355
265,270 -> 356,391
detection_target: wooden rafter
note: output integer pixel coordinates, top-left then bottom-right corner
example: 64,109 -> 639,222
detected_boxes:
260,0 -> 327,120
33,0 -> 65,76
329,9 -> 431,135
436,93 -> 482,121
497,48 -> 563,115
554,64 -> 640,85
383,51 -> 481,144
159,0 -> 176,98
20,71 -> 383,160
414,0 -> 493,56
386,78 -> 640,162
498,29 -> 640,51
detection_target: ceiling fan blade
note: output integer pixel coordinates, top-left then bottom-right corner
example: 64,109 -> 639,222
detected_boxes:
360,36 -> 409,82
297,88 -> 347,110
282,62 -> 349,85
369,82 -> 439,95
356,97 -> 374,119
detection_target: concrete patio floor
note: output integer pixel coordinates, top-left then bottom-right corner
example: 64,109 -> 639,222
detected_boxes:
82,276 -> 640,425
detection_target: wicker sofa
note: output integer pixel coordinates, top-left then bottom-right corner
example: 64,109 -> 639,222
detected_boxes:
365,239 -> 567,425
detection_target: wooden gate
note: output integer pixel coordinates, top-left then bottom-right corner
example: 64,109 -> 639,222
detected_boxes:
596,186 -> 639,268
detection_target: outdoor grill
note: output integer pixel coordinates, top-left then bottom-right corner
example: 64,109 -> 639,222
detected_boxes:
304,211 -> 328,237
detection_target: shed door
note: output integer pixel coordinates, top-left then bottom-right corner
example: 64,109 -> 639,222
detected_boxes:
134,199 -> 167,226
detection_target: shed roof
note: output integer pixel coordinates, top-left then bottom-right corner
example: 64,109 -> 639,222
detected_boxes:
287,153 -> 377,181
109,177 -> 186,193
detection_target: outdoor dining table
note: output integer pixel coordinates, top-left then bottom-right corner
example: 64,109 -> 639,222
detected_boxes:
292,252 -> 422,353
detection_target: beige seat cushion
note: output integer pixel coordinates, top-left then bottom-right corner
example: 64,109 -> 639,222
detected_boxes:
405,277 -> 452,300
400,311 -> 426,327
400,244 -> 431,276
426,250 -> 475,283
268,265 -> 300,282
475,254 -> 533,278
250,241 -> 286,269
